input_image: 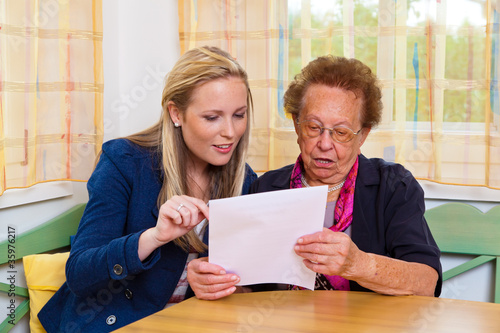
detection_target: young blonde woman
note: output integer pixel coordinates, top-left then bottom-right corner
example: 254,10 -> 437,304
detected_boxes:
38,46 -> 257,332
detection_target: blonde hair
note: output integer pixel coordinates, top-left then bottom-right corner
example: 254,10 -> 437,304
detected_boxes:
125,46 -> 253,252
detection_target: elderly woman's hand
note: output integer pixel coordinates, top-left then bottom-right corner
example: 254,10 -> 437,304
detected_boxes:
294,228 -> 438,296
187,257 -> 241,300
293,228 -> 366,278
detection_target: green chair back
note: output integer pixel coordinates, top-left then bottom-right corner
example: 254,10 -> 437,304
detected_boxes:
425,202 -> 500,303
0,203 -> 85,332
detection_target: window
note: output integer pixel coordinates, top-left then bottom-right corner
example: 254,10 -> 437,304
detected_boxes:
178,0 -> 500,189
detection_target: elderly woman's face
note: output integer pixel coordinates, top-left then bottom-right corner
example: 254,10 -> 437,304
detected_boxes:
293,84 -> 370,186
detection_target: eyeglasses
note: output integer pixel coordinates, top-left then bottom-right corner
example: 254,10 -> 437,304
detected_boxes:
296,119 -> 362,143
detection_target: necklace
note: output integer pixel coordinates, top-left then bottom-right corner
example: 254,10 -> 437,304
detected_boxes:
301,175 -> 346,193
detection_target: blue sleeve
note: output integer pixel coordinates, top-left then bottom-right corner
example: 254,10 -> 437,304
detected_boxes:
242,163 -> 258,195
65,140 -> 161,297
349,158 -> 442,296
384,168 -> 442,296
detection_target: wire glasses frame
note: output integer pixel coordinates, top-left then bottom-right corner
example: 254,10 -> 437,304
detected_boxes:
296,119 -> 363,143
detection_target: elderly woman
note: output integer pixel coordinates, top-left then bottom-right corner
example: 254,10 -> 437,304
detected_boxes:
187,55 -> 442,299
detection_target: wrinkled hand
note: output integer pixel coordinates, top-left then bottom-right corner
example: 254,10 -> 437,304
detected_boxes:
152,195 -> 209,246
187,257 -> 240,300
294,228 -> 362,278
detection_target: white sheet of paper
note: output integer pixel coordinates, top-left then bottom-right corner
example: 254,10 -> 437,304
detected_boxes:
208,186 -> 327,290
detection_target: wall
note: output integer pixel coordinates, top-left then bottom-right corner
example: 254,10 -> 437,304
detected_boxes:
103,0 -> 180,141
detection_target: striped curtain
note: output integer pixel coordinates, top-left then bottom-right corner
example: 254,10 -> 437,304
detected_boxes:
179,0 -> 500,189
0,0 -> 103,196
179,0 -> 292,173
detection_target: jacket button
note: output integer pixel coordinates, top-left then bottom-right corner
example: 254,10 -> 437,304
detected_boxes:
113,264 -> 123,275
125,289 -> 133,300
106,315 -> 116,326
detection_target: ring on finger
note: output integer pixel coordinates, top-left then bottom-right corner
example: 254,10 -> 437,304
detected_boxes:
176,203 -> 185,212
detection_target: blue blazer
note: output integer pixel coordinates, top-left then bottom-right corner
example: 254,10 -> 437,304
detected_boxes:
38,139 -> 257,333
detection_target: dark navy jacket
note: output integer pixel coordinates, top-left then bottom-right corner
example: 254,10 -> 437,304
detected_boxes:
38,139 -> 257,333
249,154 -> 442,296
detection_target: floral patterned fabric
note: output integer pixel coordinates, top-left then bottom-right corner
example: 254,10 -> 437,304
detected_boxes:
289,154 -> 359,291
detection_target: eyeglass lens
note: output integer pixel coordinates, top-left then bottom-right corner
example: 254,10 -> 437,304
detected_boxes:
300,120 -> 356,143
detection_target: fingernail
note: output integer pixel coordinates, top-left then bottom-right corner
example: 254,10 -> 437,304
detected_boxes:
230,275 -> 238,281
294,245 -> 299,251
297,238 -> 303,244
219,270 -> 226,275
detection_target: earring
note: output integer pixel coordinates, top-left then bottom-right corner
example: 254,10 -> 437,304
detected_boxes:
174,122 -> 180,128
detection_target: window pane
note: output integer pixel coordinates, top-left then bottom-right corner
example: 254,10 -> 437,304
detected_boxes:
287,0 -> 488,124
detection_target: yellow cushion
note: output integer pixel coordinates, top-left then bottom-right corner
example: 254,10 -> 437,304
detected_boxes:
23,252 -> 69,333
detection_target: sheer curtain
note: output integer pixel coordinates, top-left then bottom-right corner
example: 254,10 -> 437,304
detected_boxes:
178,0 -> 500,189
179,0 -> 292,173
0,0 -> 103,196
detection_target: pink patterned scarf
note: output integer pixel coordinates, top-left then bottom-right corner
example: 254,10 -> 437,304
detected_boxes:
289,154 -> 359,291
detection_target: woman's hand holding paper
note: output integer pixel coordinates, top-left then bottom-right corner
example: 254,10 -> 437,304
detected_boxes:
187,257 -> 241,300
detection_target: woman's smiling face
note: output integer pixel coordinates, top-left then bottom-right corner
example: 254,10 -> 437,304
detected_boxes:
174,76 -> 248,170
294,84 -> 370,186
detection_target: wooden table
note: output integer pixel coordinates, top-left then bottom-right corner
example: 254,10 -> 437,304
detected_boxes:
114,290 -> 500,332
